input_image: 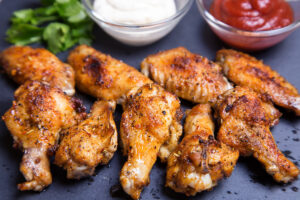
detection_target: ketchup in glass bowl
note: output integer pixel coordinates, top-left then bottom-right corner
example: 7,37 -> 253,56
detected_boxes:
196,0 -> 300,50
210,0 -> 293,31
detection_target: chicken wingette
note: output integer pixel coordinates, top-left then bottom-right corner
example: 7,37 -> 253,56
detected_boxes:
54,100 -> 117,179
214,86 -> 299,183
2,81 -> 86,191
166,104 -> 239,196
120,83 -> 182,200
0,46 -> 75,95
68,45 -> 152,103
216,49 -> 300,115
141,47 -> 233,104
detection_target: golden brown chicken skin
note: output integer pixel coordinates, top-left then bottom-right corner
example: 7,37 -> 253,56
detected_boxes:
0,46 -> 75,95
214,86 -> 299,183
141,47 -> 233,104
68,45 -> 152,103
166,104 -> 239,196
2,81 -> 86,191
216,49 -> 300,115
54,100 -> 117,179
120,83 -> 182,200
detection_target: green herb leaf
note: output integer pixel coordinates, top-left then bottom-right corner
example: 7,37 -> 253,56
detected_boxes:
34,6 -> 57,16
31,15 -> 59,26
55,0 -> 82,18
11,9 -> 34,24
6,24 -> 43,45
6,0 -> 94,54
56,0 -> 71,3
71,20 -> 93,36
68,10 -> 87,23
43,22 -> 71,54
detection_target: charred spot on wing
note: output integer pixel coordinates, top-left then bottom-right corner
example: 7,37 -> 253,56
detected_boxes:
171,56 -> 191,70
194,55 -> 204,63
71,97 -> 86,114
247,66 -> 282,88
83,55 -> 104,78
225,104 -> 233,112
175,108 -> 184,121
248,66 -> 269,79
83,55 -> 113,87
47,144 -> 59,156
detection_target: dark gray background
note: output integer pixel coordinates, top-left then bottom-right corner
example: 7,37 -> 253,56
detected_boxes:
0,0 -> 300,200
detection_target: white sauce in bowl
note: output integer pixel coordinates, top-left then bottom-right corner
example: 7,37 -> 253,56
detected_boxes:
93,0 -> 176,25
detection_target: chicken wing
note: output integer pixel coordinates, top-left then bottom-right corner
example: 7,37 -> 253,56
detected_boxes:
54,100 -> 117,179
68,45 -> 152,103
2,81 -> 86,191
141,47 -> 233,104
0,46 -> 75,95
166,104 -> 239,196
216,49 -> 300,115
120,83 -> 182,199
214,86 -> 299,183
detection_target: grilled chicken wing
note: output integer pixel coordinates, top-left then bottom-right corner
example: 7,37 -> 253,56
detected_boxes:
120,83 -> 182,199
214,86 -> 299,183
0,46 -> 75,95
68,45 -> 152,103
141,47 -> 232,104
2,81 -> 86,191
166,104 -> 239,196
54,100 -> 117,179
216,49 -> 300,115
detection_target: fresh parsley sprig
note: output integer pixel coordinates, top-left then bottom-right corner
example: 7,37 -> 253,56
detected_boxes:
6,0 -> 94,54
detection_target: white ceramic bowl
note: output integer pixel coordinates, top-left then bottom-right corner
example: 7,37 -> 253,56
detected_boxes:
82,0 -> 194,46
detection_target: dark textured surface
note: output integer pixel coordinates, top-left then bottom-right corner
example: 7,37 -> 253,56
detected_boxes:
0,1 -> 300,200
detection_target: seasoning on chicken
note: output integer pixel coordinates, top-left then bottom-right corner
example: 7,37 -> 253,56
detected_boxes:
214,86 -> 300,183
68,45 -> 152,103
0,46 -> 75,95
120,83 -> 182,200
216,49 -> 300,115
166,104 -> 239,196
55,100 -> 117,179
2,81 -> 86,191
141,47 -> 232,104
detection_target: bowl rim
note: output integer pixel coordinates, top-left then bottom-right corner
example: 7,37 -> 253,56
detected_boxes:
82,0 -> 194,28
196,0 -> 300,37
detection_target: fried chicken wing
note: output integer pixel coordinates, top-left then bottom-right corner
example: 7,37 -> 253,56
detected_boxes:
54,100 -> 117,179
216,49 -> 300,115
214,86 -> 299,183
2,81 -> 86,191
68,45 -> 152,103
0,46 -> 75,95
141,47 -> 233,104
166,104 -> 239,196
120,83 -> 182,199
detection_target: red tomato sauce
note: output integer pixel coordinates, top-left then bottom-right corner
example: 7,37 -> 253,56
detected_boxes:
210,0 -> 294,31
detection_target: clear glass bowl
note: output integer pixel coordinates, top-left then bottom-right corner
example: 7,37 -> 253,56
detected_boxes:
82,0 -> 194,46
196,0 -> 300,51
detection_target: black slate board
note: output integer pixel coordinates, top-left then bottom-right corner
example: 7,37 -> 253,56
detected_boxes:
0,1 -> 300,200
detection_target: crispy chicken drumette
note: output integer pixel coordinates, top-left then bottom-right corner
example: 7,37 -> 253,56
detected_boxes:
120,83 -> 182,200
54,100 -> 117,179
2,81 -> 86,191
141,47 -> 232,104
0,46 -> 75,95
68,45 -> 152,103
216,49 -> 300,115
166,104 -> 239,196
214,86 -> 299,183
